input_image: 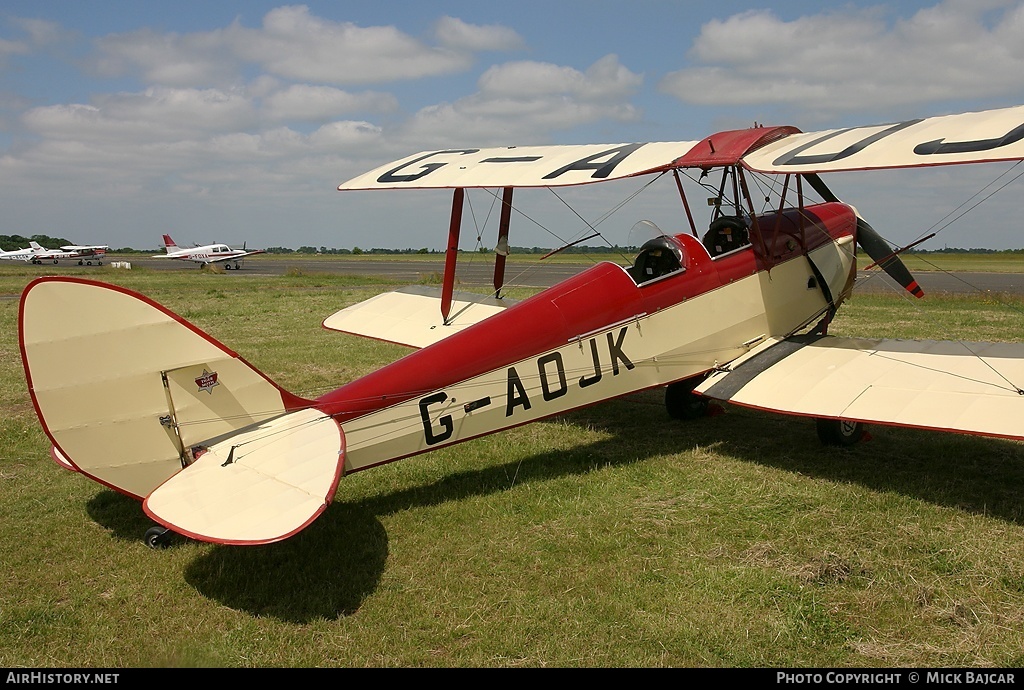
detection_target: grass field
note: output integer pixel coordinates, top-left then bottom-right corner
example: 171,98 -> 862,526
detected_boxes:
2,260 -> 1024,668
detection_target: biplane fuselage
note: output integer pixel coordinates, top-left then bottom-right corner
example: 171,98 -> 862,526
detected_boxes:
320,202 -> 857,473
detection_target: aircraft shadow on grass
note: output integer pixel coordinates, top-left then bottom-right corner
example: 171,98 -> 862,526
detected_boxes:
85,395 -> 1024,622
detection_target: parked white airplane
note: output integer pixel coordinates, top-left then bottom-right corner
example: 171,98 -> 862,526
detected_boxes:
152,234 -> 265,269
0,245 -> 43,262
27,242 -> 109,265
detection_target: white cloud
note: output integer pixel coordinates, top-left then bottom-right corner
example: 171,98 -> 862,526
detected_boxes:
433,15 -> 524,52
479,55 -> 642,101
0,17 -> 66,65
227,5 -> 471,85
400,55 -> 643,146
659,1 -> 1024,118
88,6 -> 485,89
262,84 -> 397,122
23,87 -> 257,142
0,36 -> 29,60
91,28 -> 240,87
308,120 -> 384,149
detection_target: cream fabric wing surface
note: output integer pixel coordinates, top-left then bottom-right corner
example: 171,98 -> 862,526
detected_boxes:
696,335 -> 1024,441
322,285 -> 515,348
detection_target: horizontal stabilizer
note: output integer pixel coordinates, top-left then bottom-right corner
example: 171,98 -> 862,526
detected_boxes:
323,285 -> 516,348
695,335 -> 1024,441
144,408 -> 344,545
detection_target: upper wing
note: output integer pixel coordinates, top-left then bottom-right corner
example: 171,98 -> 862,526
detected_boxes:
694,334 -> 1024,442
742,104 -> 1024,174
338,142 -> 698,190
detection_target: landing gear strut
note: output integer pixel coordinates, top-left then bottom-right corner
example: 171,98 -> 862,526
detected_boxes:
665,379 -> 709,420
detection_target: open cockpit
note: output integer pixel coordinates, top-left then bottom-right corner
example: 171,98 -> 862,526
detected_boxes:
627,234 -> 685,285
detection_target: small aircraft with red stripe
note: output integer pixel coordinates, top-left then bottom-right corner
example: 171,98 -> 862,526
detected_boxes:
26,241 -> 109,265
18,104 -> 1024,548
152,234 -> 265,269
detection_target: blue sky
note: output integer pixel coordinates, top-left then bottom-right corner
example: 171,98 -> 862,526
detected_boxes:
1,0 -> 1023,251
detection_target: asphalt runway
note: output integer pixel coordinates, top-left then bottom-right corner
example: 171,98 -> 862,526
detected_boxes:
99,255 -> 1024,296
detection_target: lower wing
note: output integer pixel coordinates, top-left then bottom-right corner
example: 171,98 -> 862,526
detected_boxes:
322,285 -> 516,348
208,250 -> 265,264
695,334 -> 1024,441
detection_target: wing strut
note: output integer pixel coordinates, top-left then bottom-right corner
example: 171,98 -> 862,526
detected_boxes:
441,188 -> 464,324
493,187 -> 513,298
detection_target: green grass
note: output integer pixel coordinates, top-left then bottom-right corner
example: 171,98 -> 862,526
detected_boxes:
2,261 -> 1024,667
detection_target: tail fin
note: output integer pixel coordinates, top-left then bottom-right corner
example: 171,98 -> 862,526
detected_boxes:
161,234 -> 178,252
20,277 -> 345,545
29,241 -> 43,250
19,277 -> 313,499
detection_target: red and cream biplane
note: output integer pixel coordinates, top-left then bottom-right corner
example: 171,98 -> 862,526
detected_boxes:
18,104 -> 1024,548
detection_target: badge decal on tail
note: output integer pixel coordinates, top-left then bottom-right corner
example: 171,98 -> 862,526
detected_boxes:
194,369 -> 220,394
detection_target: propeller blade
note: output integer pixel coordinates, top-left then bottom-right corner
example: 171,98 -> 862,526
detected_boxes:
802,173 -> 924,299
855,218 -> 924,298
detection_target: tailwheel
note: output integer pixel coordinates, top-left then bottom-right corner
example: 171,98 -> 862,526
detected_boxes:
816,418 -> 866,446
665,380 -> 709,420
144,525 -> 174,549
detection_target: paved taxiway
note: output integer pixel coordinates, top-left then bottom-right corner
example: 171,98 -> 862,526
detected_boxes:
104,255 -> 1024,296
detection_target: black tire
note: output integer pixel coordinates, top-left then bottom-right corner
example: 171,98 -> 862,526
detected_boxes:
144,526 -> 172,549
816,418 -> 865,446
666,381 -> 709,420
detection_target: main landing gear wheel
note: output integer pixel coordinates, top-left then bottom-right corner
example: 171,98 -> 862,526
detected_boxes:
816,418 -> 866,446
145,526 -> 174,549
665,380 -> 709,420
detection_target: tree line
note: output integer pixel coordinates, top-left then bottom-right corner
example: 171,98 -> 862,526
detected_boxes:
1,234 -> 73,251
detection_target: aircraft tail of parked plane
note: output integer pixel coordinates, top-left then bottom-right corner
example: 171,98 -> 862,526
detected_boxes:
154,234 -> 265,269
160,234 -> 180,253
18,103 -> 1024,549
